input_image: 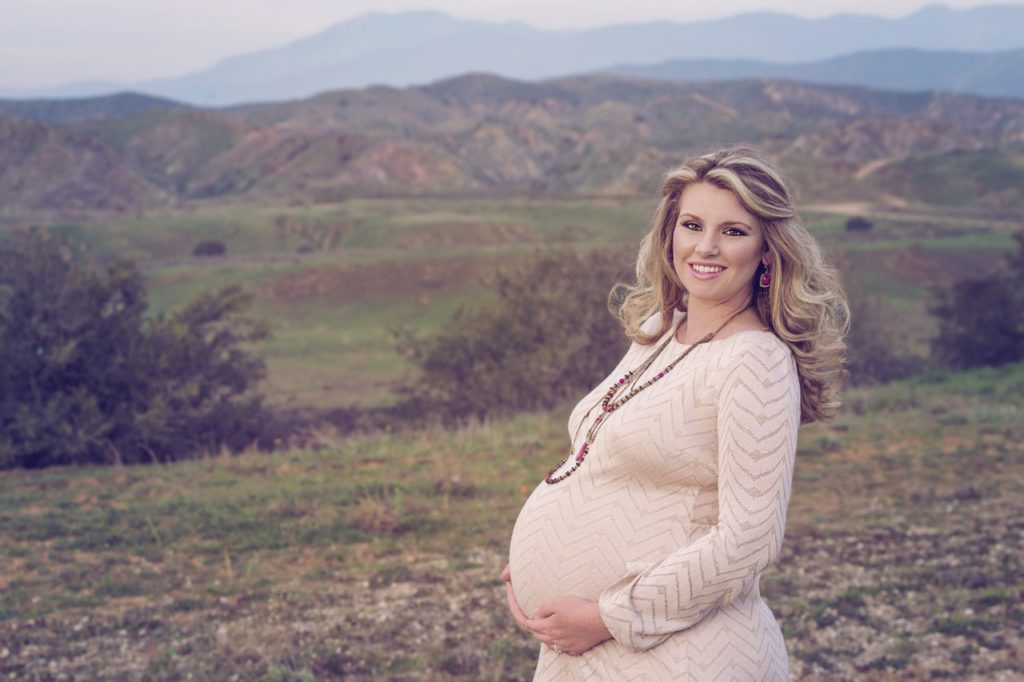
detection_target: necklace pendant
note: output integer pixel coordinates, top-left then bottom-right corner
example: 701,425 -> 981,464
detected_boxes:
575,442 -> 589,464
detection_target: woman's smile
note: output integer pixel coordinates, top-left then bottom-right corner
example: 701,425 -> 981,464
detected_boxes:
688,262 -> 726,279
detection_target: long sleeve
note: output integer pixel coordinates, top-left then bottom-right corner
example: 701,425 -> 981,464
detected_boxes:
596,335 -> 801,652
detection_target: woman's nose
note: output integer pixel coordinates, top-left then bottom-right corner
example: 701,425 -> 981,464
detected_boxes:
696,232 -> 720,257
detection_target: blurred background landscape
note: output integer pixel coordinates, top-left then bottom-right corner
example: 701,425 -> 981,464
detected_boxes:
0,2 -> 1021,679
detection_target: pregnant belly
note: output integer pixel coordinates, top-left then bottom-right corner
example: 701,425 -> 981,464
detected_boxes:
507,482 -> 638,618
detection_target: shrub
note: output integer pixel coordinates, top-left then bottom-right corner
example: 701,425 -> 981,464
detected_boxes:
844,290 -> 926,385
929,231 -> 1024,369
129,285 -> 270,461
846,216 -> 873,232
0,228 -> 270,468
394,249 -> 632,422
192,240 -> 226,257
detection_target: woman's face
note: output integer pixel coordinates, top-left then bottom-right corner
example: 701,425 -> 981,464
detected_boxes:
671,181 -> 768,309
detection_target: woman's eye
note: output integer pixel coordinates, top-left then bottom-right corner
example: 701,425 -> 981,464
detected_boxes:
724,226 -> 748,236
682,221 -> 701,231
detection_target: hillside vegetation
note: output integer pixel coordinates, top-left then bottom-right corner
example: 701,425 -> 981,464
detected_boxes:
7,204 -> 1016,430
2,191 -> 1016,418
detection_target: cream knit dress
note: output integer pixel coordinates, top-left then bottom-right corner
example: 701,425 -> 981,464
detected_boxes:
507,310 -> 800,681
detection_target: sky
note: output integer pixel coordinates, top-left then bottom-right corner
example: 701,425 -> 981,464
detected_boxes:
1,0 -> 1022,90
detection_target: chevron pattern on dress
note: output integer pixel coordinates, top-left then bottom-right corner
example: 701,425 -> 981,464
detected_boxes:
508,311 -> 800,680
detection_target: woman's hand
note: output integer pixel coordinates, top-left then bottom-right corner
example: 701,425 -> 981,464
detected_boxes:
528,596 -> 613,656
501,564 -> 612,656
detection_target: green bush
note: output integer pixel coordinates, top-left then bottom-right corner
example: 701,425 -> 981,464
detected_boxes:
845,290 -> 925,385
394,249 -> 632,422
845,216 -> 873,232
192,240 -> 226,257
0,229 -> 270,468
930,231 -> 1024,369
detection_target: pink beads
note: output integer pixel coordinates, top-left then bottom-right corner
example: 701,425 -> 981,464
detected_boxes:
575,443 -> 589,464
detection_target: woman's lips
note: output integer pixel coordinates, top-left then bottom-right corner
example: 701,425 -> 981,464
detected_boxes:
689,263 -> 725,280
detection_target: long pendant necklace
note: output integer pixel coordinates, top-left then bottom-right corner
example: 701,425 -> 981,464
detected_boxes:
544,306 -> 750,485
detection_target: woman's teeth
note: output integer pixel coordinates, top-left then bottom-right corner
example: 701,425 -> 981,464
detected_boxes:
692,264 -> 724,274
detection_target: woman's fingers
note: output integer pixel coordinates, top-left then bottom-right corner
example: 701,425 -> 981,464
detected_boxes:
504,583 -> 581,655
504,581 -> 534,630
533,600 -> 556,619
505,593 -> 605,657
525,614 -> 554,639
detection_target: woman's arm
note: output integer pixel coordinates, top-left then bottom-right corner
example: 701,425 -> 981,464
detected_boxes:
597,336 -> 801,652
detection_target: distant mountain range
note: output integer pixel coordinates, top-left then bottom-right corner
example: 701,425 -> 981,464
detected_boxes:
608,47 -> 1024,100
3,74 -> 1023,213
3,5 -> 1024,106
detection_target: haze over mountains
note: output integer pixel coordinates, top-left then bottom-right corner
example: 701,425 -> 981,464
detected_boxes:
3,4 -> 1024,105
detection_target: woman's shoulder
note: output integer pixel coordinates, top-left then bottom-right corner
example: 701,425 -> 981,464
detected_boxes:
712,329 -> 796,374
705,331 -> 800,417
719,329 -> 789,352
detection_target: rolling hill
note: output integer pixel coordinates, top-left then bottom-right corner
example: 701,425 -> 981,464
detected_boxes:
0,114 -> 167,212
0,92 -> 188,125
3,74 -> 1023,214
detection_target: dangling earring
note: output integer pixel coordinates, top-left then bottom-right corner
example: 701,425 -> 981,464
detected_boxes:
758,263 -> 771,289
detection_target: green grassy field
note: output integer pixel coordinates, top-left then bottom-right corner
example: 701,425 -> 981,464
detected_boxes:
1,363 -> 1021,679
61,197 -> 655,409
10,196 -> 1017,411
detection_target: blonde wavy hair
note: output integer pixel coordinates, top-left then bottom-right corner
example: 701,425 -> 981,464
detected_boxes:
611,145 -> 849,423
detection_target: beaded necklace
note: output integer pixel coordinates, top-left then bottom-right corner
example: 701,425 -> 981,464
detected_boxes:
544,306 -> 750,485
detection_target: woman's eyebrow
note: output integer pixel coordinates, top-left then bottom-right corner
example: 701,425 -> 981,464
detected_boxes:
678,212 -> 755,230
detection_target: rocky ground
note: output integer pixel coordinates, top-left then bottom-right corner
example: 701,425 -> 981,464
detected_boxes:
776,491 -> 1022,680
2,487 -> 1020,681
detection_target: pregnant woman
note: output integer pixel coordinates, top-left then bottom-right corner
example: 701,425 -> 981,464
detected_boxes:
503,145 -> 849,680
